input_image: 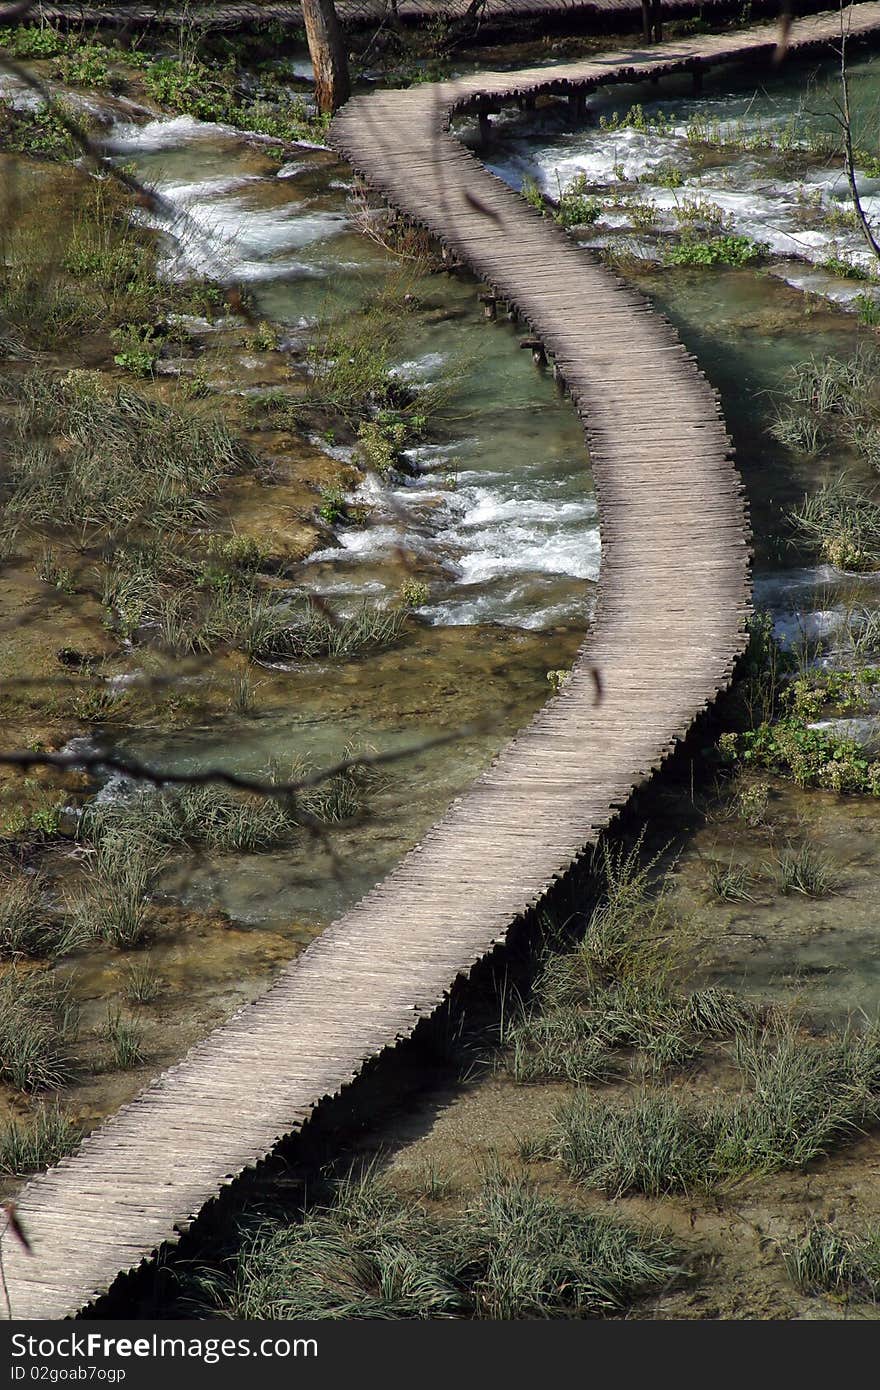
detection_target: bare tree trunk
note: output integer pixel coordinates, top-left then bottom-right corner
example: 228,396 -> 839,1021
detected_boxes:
838,6 -> 880,266
302,0 -> 351,115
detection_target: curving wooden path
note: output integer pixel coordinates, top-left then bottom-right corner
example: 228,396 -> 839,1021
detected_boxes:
10,2 -> 876,1321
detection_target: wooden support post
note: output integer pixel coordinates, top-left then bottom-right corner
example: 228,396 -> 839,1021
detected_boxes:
568,91 -> 587,120
520,336 -> 546,367
479,293 -> 497,319
692,67 -> 703,95
478,111 -> 491,145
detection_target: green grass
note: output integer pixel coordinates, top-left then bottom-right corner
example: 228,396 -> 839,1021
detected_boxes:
774,843 -> 840,898
253,599 -> 409,663
0,969 -> 74,1091
537,1023 -> 880,1196
122,958 -> 162,1005
103,1007 -> 145,1069
0,1104 -> 81,1176
0,872 -> 71,958
784,1219 -> 880,1299
196,1172 -> 684,1319
67,832 -> 162,949
788,476 -> 880,572
2,371 -> 254,536
707,859 -> 755,902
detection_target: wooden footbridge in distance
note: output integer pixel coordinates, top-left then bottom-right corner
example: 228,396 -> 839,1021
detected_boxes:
10,2 -> 880,1321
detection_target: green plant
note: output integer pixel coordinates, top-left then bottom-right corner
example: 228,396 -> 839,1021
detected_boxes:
666,234 -> 765,267
0,1104 -> 81,1176
317,485 -> 347,524
0,23 -> 69,58
855,293 -> 880,326
735,780 -> 770,826
774,843 -> 840,898
0,873 -> 68,958
68,834 -> 162,949
788,476 -> 880,572
538,1023 -> 880,1196
784,1220 -> 880,1298
0,969 -> 74,1091
122,958 -> 162,1005
195,1171 -> 683,1319
103,1007 -> 145,1069
707,859 -> 754,901
520,177 -> 546,214
768,411 -> 823,456
643,162 -> 685,189
112,323 -> 162,377
398,579 -> 429,609
820,254 -> 870,281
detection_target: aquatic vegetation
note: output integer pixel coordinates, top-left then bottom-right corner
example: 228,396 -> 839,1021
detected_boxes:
707,859 -> 754,901
734,780 -> 770,826
0,1104 -> 81,1176
67,833 -> 162,949
122,958 -> 162,1005
537,1023 -> 880,1196
355,417 -> 408,478
554,175 -> 601,229
2,371 -> 254,537
0,22 -> 69,58
255,599 -> 409,662
788,476 -> 880,572
672,194 -> 733,235
640,162 -> 685,189
784,1220 -> 880,1298
768,410 -> 822,455
819,253 -> 870,281
855,293 -> 880,326
102,1007 -> 145,1069
665,234 -> 766,267
0,969 -> 74,1091
197,1171 -> 683,1319
520,176 -> 546,214
0,872 -> 70,959
0,97 -> 79,161
398,579 -> 429,609
111,323 -> 163,378
773,842 -> 840,898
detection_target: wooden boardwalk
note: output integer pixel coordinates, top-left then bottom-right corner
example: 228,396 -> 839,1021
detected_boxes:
9,3 -> 876,1321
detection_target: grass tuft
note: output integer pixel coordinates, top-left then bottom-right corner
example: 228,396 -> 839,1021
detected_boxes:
0,1103 -> 81,1176
0,969 -> 74,1091
196,1171 -> 683,1320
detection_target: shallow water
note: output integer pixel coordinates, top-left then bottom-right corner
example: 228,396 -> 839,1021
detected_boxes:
14,45 -> 880,1013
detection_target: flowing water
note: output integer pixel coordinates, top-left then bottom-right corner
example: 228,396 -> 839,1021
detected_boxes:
8,42 -> 880,1017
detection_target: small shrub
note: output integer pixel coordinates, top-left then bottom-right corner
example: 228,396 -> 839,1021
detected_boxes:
398,579 -> 429,609
666,234 -> 765,267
